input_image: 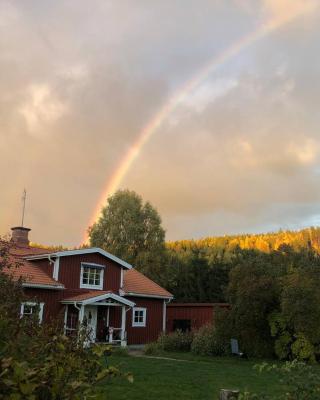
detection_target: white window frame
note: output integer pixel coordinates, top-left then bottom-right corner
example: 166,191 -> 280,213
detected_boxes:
20,302 -> 44,323
132,307 -> 147,327
80,262 -> 105,290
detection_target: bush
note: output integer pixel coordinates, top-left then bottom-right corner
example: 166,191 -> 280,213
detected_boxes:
158,330 -> 193,352
144,341 -> 163,355
191,324 -> 226,356
144,330 -> 193,355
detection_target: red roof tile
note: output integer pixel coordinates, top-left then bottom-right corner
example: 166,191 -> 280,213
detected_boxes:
3,259 -> 64,288
62,291 -> 111,302
123,269 -> 173,298
10,245 -> 55,257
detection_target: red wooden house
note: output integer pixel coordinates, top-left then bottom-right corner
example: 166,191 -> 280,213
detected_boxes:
6,226 -> 173,346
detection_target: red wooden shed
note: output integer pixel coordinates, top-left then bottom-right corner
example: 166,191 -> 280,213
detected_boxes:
166,303 -> 230,332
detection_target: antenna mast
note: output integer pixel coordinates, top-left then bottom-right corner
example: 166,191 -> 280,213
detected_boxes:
21,189 -> 26,227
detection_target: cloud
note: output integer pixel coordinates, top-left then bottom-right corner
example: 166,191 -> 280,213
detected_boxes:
19,84 -> 68,135
0,1 -> 319,245
262,0 -> 317,21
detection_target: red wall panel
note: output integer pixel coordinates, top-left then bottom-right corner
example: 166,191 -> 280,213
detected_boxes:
24,288 -> 65,323
125,297 -> 164,345
166,303 -> 230,332
58,253 -> 122,292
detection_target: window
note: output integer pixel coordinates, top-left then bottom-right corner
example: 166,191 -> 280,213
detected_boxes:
80,263 -> 104,290
132,307 -> 146,327
173,319 -> 191,332
20,302 -> 44,323
65,311 -> 78,337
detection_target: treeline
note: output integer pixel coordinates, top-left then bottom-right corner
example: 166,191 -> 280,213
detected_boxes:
167,226 -> 320,254
159,239 -> 320,304
156,227 -> 320,304
157,228 -> 320,360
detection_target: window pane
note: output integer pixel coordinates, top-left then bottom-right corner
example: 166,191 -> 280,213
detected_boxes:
24,305 -> 33,314
82,265 -> 102,287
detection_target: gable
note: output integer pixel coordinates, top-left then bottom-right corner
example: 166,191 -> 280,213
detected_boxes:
26,248 -> 132,269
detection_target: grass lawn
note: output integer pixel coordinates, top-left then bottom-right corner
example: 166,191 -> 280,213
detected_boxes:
102,352 -> 283,399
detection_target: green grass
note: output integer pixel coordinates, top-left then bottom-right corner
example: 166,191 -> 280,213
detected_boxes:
102,353 -> 284,399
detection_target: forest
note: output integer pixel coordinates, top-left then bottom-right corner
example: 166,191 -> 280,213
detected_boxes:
161,227 -> 320,360
88,190 -> 320,360
162,226 -> 320,303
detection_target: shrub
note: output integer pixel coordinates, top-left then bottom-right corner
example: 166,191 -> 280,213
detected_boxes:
158,330 -> 194,352
144,341 -> 163,355
144,330 -> 193,354
191,324 -> 226,356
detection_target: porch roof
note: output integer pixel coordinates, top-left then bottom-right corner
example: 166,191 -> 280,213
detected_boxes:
61,291 -> 135,307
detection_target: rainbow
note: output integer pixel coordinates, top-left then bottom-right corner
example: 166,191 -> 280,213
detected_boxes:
82,2 -> 315,243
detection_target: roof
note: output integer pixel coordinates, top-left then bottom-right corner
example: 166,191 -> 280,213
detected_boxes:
123,269 -> 173,299
62,290 -> 111,302
3,258 -> 64,289
167,303 -> 230,307
61,291 -> 135,307
26,248 -> 132,270
10,245 -> 56,257
4,243 -> 171,296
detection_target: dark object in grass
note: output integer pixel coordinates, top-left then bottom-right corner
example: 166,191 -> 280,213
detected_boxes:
104,348 -> 112,366
231,339 -> 248,359
219,389 -> 239,399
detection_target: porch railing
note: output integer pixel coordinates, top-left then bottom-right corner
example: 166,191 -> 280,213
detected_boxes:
107,327 -> 126,345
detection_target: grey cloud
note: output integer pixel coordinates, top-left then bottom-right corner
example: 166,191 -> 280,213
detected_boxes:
0,0 -> 319,245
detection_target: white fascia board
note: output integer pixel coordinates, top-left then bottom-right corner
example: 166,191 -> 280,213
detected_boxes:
123,292 -> 174,300
22,283 -> 64,290
61,293 -> 135,307
25,248 -> 132,270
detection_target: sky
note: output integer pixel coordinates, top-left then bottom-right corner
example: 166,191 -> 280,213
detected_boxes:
1,0 -> 320,247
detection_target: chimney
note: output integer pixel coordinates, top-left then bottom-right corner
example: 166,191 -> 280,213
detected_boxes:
11,226 -> 31,247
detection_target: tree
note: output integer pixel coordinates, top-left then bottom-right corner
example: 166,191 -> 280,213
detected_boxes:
223,252 -> 281,358
88,190 -> 166,279
270,268 -> 320,362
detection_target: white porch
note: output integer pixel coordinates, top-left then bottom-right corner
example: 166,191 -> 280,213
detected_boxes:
61,292 -> 135,346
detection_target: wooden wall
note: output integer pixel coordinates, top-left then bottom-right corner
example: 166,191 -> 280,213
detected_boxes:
166,303 -> 230,332
125,297 -> 164,345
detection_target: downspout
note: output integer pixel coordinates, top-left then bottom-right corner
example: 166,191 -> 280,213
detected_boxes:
163,298 -> 173,333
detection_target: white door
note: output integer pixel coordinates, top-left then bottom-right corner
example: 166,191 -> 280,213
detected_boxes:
83,306 -> 97,342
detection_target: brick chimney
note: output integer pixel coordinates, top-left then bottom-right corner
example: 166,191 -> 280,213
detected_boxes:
11,226 -> 31,247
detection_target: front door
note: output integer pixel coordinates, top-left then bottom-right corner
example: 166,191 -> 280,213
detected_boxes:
83,306 -> 97,342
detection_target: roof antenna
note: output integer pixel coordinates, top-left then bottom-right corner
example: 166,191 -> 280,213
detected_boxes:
21,189 -> 27,227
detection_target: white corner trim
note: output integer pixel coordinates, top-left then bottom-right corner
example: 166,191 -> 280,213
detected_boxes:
20,302 -> 44,323
53,257 -> 60,281
132,307 -> 147,327
22,283 -> 65,290
120,268 -> 124,289
25,248 -> 132,269
163,299 -> 166,332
